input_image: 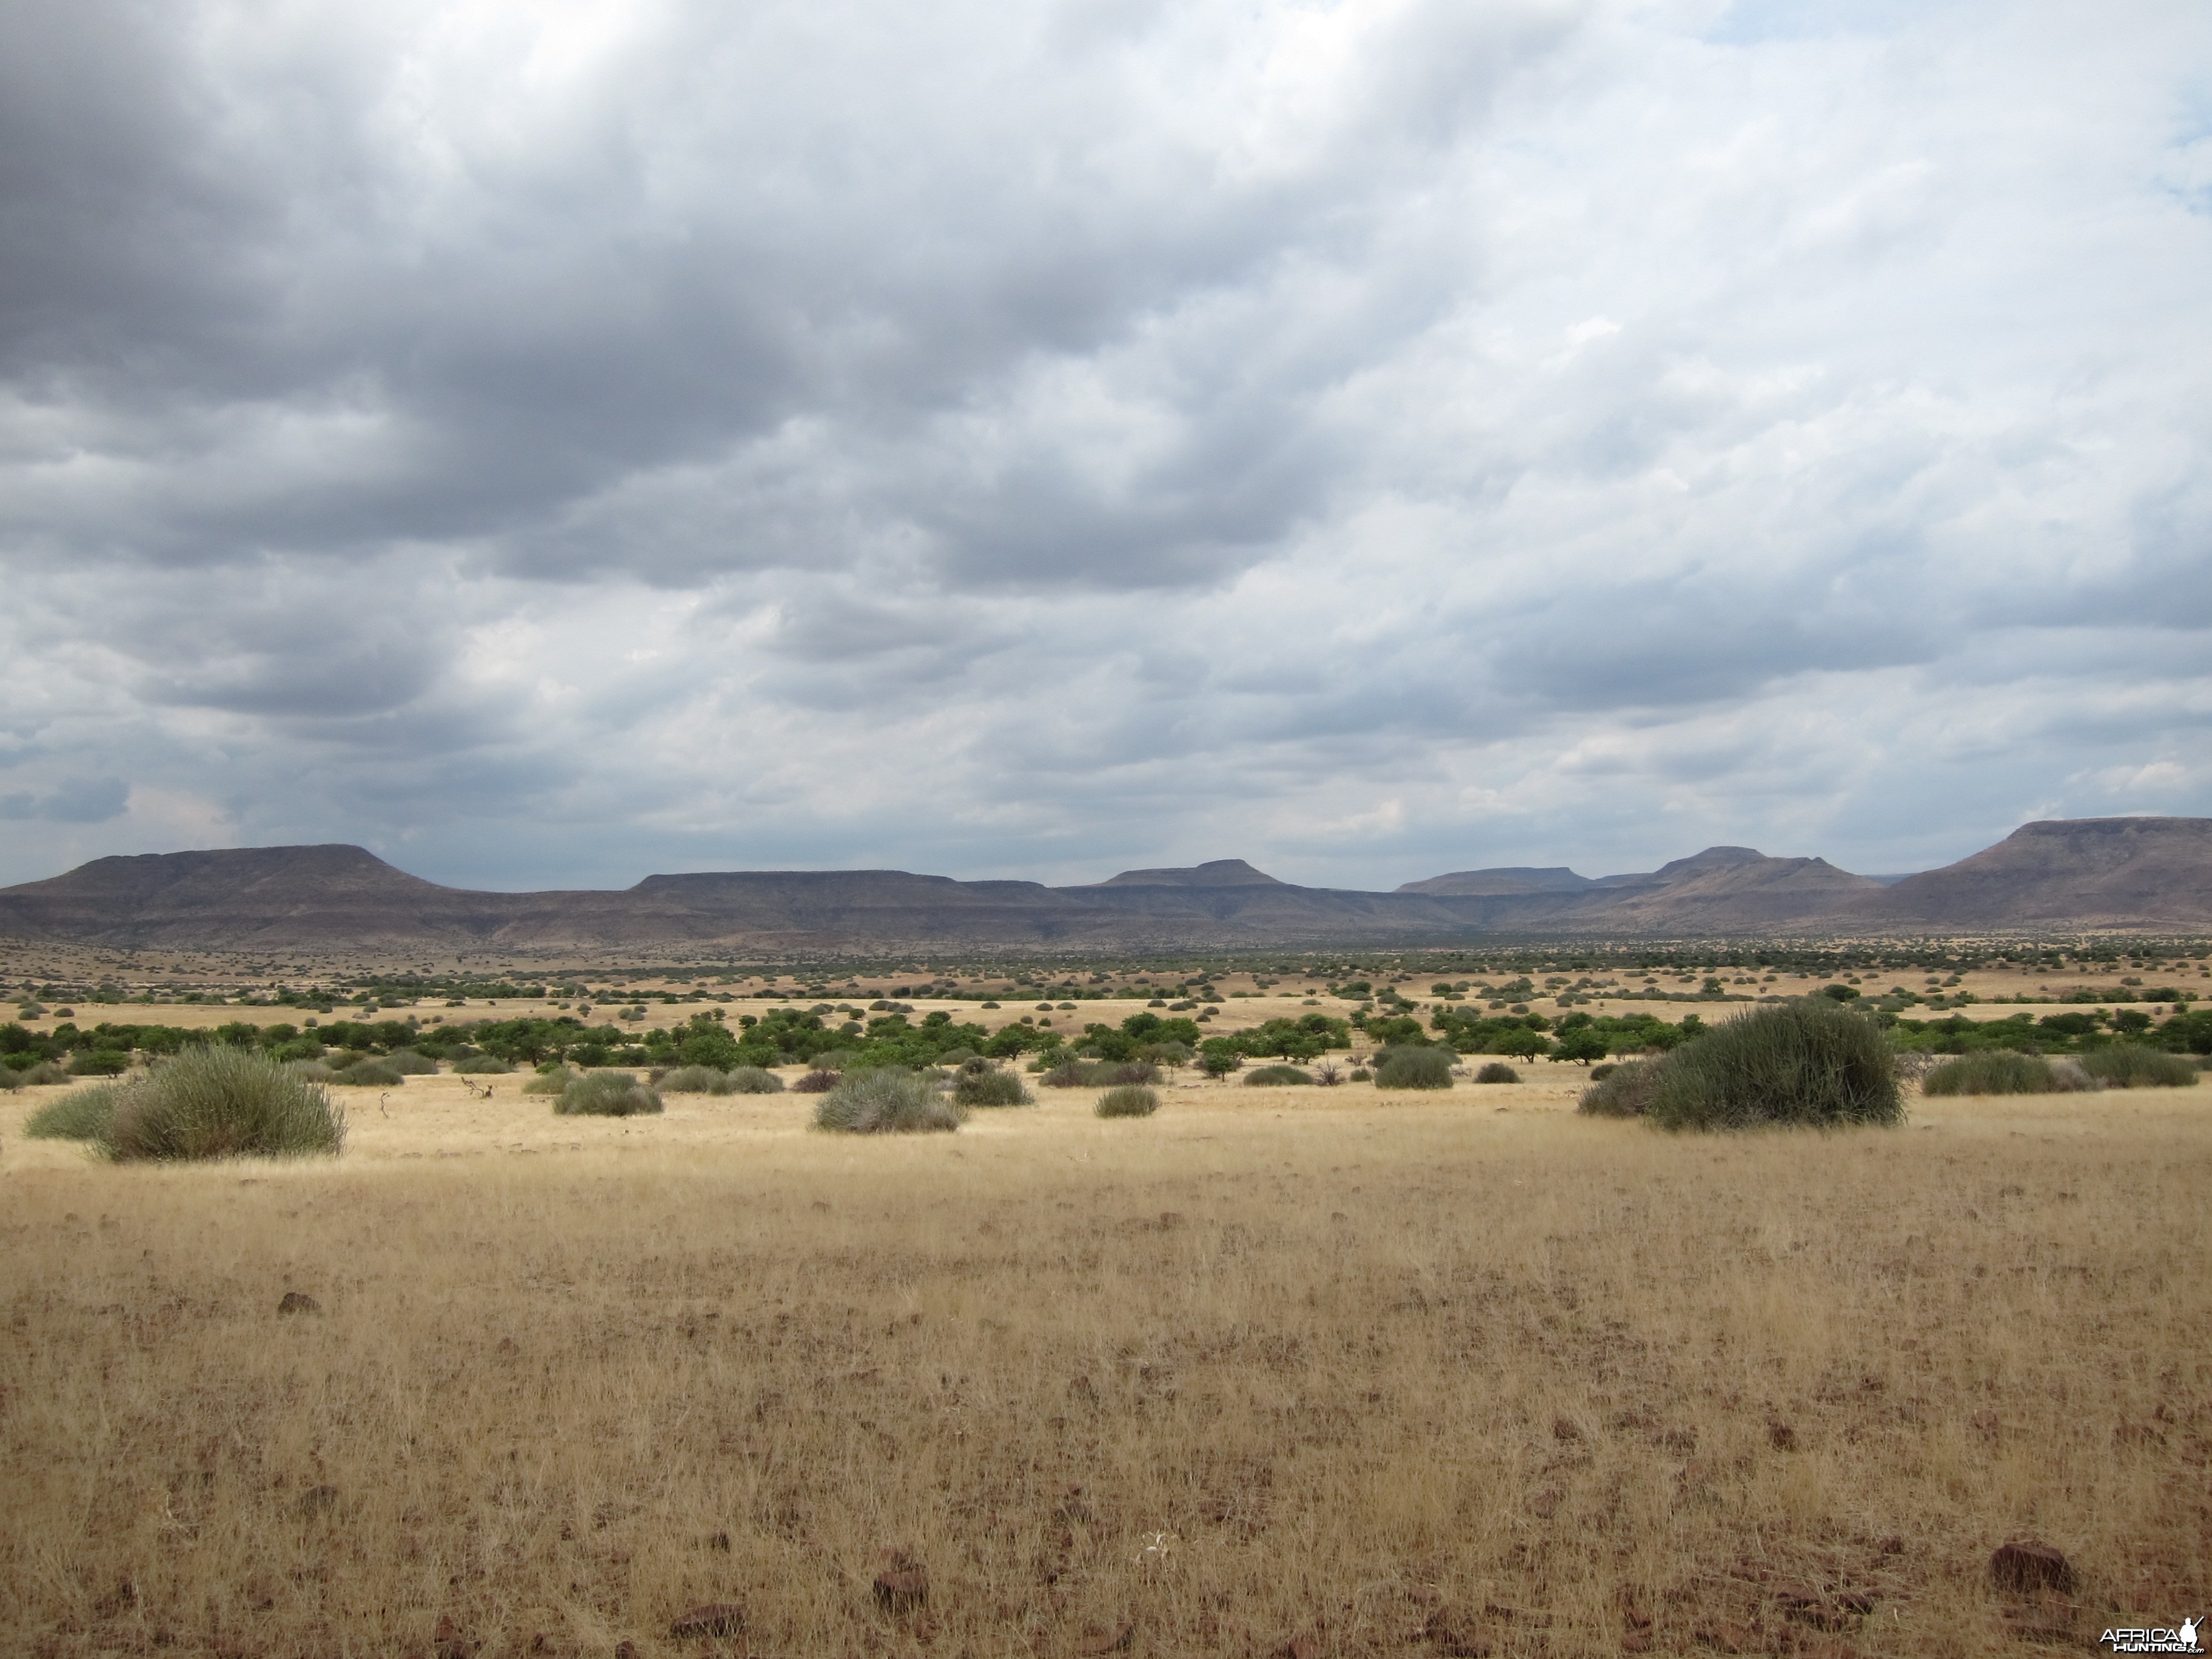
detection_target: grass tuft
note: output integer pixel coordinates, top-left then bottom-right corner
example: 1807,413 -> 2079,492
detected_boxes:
1597,999 -> 1902,1131
1374,1047 -> 1454,1090
554,1073 -> 663,1116
722,1065 -> 787,1094
104,1047 -> 346,1161
953,1068 -> 1032,1108
656,1065 -> 728,1094
332,1059 -> 404,1087
1094,1084 -> 1159,1118
2079,1044 -> 2197,1089
25,1083 -> 122,1141
813,1068 -> 961,1133
1922,1051 -> 2059,1096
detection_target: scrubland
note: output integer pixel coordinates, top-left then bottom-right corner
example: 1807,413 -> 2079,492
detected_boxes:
2,1071 -> 2207,1658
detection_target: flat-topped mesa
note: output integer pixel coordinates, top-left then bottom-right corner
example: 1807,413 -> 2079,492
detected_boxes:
1396,866 -> 1593,897
1090,859 -> 1287,888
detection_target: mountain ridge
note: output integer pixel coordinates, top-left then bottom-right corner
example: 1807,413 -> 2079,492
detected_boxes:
1,817 -> 2207,950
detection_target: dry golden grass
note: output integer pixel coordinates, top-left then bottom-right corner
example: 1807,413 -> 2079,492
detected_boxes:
2,1073 -> 2207,1659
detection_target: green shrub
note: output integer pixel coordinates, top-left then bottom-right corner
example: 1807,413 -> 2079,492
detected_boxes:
25,1084 -> 121,1141
104,1047 -> 346,1161
1626,999 -> 1902,1131
793,1069 -> 839,1093
1578,1059 -> 1660,1118
1922,1051 -> 2058,1096
522,1065 -> 579,1096
331,1059 -> 404,1087
1041,1058 -> 1091,1088
1473,1062 -> 1520,1084
69,1049 -> 131,1076
953,1069 -> 1031,1107
555,1072 -> 662,1116
814,1068 -> 961,1133
721,1065 -> 785,1094
1347,1067 -> 1372,1082
1095,1085 -> 1159,1118
1245,1065 -> 1312,1085
450,1055 -> 514,1075
1374,1047 -> 1453,1090
657,1065 -> 727,1094
2079,1044 -> 2197,1089
382,1049 -> 439,1075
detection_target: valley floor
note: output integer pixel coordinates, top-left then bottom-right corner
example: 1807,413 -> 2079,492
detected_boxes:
2,1074 -> 2207,1658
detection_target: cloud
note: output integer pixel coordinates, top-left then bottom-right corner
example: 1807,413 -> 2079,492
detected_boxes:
0,777 -> 130,823
0,0 -> 2208,893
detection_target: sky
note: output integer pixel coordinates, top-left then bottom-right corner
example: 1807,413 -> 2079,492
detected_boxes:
2,0 -> 2208,894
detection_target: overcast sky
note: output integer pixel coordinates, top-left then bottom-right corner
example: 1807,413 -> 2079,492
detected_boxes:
2,0 -> 2208,894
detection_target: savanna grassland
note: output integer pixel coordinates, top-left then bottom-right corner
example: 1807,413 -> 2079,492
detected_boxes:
3,1069 -> 2208,1659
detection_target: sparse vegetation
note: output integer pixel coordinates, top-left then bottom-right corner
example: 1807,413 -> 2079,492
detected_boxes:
522,1065 -> 580,1096
450,1054 -> 514,1074
1094,1084 -> 1159,1118
0,975 -> 2207,1654
103,1047 -> 346,1161
554,1073 -> 662,1116
813,1068 -> 960,1133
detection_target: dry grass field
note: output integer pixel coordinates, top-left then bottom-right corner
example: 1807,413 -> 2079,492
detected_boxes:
3,1070 -> 2207,1659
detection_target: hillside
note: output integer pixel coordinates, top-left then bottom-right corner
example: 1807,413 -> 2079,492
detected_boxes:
1857,816 -> 2212,928
1,818 -> 2207,951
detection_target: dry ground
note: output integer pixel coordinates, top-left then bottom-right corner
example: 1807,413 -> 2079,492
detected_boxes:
2,1070 -> 2207,1659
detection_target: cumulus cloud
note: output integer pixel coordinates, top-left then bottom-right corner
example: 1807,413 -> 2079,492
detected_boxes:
0,0 -> 2207,892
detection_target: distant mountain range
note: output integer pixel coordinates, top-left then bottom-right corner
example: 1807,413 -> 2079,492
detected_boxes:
1,816 -> 2207,953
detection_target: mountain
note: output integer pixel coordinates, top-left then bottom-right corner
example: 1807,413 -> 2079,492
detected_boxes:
1,817 -> 2206,953
1856,816 -> 2212,928
1396,866 -> 1594,897
1093,860 -> 1287,888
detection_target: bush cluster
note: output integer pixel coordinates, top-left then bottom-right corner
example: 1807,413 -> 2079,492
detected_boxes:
1244,1065 -> 1312,1086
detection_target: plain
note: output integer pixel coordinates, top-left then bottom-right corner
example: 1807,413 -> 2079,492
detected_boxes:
2,1070 -> 2207,1658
